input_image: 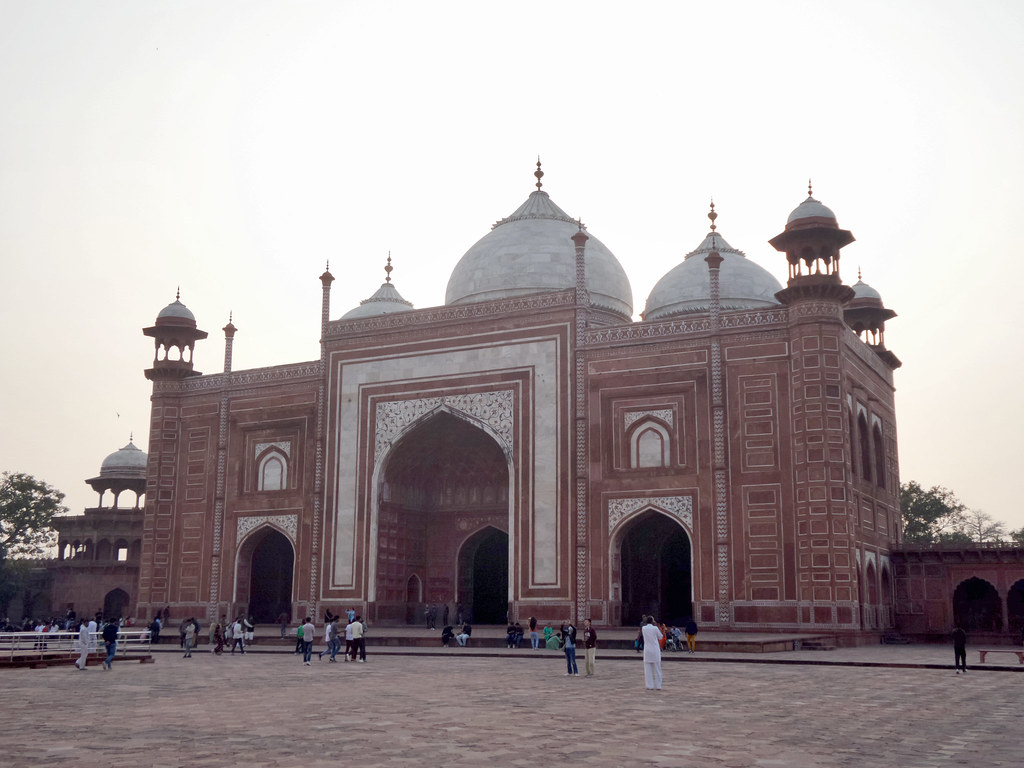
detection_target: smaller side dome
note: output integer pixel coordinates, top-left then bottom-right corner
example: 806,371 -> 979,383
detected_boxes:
643,209 -> 782,321
100,440 -> 148,480
340,258 -> 414,320
850,278 -> 883,303
786,196 -> 838,226
155,289 -> 197,327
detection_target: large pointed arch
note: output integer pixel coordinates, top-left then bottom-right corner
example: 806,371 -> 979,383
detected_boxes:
234,523 -> 296,623
369,406 -> 513,623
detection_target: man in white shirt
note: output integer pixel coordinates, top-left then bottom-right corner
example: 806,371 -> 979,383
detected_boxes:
301,617 -> 315,665
640,616 -> 664,691
350,615 -> 366,662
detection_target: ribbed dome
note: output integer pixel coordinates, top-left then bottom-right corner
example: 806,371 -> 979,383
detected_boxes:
643,232 -> 783,320
341,281 -> 414,320
445,190 -> 633,320
99,441 -> 148,479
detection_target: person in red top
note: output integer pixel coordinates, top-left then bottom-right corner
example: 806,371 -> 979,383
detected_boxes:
583,618 -> 598,677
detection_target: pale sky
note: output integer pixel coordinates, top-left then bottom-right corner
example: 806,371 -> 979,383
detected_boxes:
2,0 -> 1022,531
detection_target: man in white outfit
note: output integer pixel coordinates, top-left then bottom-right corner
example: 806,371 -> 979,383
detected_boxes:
640,616 -> 664,690
75,617 -> 98,670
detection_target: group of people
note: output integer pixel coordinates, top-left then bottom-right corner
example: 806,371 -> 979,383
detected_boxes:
296,609 -> 367,665
423,603 -> 466,630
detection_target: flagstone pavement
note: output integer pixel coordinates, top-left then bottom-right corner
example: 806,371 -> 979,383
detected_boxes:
1,646 -> 1019,768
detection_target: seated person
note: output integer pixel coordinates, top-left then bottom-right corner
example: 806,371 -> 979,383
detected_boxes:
456,623 -> 472,646
544,626 -> 560,650
506,622 -> 517,648
513,621 -> 524,648
670,625 -> 683,650
441,625 -> 454,647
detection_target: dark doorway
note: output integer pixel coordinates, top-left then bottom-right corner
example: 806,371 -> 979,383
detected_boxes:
620,511 -> 692,626
248,530 -> 294,623
458,527 -> 509,624
953,577 -> 1002,632
1006,580 -> 1024,635
103,588 -> 130,620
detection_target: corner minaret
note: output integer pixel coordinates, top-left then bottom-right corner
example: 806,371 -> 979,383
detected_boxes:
143,290 -> 208,380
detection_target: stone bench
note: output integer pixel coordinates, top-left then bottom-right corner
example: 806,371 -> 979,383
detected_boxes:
977,648 -> 1024,664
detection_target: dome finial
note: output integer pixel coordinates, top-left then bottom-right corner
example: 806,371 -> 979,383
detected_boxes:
385,252 -> 393,283
708,198 -> 718,232
130,431 -> 133,443
858,265 -> 862,281
535,156 -> 544,191
326,260 -> 330,271
808,178 -> 813,198
176,286 -> 180,301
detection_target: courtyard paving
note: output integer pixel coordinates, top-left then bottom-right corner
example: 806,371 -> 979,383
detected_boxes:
0,642 -> 1020,768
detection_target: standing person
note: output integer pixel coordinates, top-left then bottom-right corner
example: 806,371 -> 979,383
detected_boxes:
641,616 -> 664,690
278,611 -> 289,638
243,615 -> 255,645
455,603 -> 463,626
101,620 -> 118,670
301,616 -> 315,665
318,619 -> 335,662
208,618 -> 218,653
213,619 -> 225,655
684,617 -> 699,654
350,615 -> 366,662
231,616 -> 246,655
343,618 -> 354,661
529,616 -> 539,649
583,618 -> 597,677
346,607 -> 356,623
183,617 -> 196,658
561,621 -> 578,676
443,603 -> 450,627
294,621 -> 304,654
952,626 -> 968,674
149,615 -> 161,645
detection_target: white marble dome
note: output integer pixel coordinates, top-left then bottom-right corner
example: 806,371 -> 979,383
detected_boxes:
851,279 -> 882,301
155,292 -> 195,319
643,232 -> 783,320
445,190 -> 633,320
787,195 -> 838,225
100,440 -> 148,479
341,280 -> 414,320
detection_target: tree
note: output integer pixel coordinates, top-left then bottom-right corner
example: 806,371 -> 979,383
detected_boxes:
900,481 -> 967,544
0,472 -> 67,560
960,509 -> 1007,543
1009,528 -> 1024,545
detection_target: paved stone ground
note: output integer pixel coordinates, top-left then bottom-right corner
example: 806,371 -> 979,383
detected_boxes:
1,645 -> 1020,768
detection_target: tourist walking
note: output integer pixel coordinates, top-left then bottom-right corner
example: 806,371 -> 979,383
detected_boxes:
684,617 -> 699,654
231,616 -> 246,655
101,620 -> 118,670
561,621 -> 578,676
74,618 -> 96,670
583,618 -> 597,676
301,616 -> 315,665
641,616 -> 664,690
529,616 -> 539,649
952,626 -> 968,674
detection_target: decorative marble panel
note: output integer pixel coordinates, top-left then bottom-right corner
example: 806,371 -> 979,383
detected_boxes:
374,391 -> 514,462
623,409 -> 674,430
607,495 -> 693,534
254,440 -> 291,459
236,514 -> 298,546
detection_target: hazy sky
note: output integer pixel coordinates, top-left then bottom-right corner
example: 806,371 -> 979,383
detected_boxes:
2,1 -> 1022,530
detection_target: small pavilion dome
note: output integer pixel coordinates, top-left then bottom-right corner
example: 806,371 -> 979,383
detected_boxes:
445,167 -> 633,320
99,440 -> 148,480
155,290 -> 197,327
340,258 -> 414,320
643,226 -> 782,321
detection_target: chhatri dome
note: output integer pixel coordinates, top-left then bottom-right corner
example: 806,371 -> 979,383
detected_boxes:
445,161 -> 633,320
99,438 -> 148,479
341,257 -> 414,320
643,203 -> 783,320
155,289 -> 197,325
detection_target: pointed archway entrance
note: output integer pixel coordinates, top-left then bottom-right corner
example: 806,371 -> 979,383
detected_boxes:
237,528 -> 294,623
458,526 -> 509,624
375,410 -> 510,624
103,587 -> 130,620
617,510 -> 692,626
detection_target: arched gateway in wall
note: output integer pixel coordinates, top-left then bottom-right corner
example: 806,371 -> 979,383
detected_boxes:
235,527 -> 295,623
374,409 -> 511,624
611,507 -> 694,626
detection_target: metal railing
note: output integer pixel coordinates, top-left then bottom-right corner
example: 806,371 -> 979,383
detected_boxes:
0,630 -> 152,664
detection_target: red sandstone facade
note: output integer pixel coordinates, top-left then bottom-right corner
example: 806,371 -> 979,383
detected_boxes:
128,180 -> 906,636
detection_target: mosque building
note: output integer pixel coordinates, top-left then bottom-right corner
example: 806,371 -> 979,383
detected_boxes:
127,166 -> 905,634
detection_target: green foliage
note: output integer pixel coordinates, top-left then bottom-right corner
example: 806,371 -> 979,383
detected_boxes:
0,472 -> 67,560
900,481 -> 967,544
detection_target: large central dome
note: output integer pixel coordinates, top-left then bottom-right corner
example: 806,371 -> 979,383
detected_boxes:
445,189 -> 633,320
